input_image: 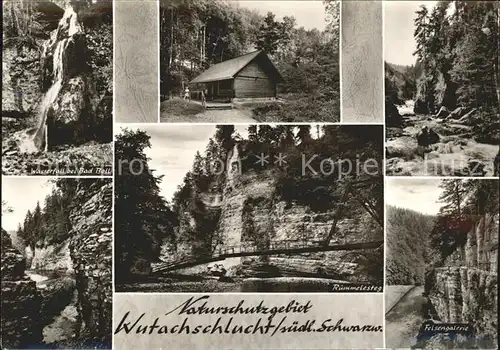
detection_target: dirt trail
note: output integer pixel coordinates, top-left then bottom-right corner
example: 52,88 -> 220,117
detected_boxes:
162,108 -> 257,123
386,107 -> 498,176
385,286 -> 426,348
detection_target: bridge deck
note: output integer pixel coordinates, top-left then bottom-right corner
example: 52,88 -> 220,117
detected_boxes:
152,240 -> 383,274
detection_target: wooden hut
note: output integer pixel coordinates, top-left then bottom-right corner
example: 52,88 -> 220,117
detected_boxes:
189,50 -> 283,102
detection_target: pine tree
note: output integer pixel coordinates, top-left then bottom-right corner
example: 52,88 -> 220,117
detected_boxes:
215,125 -> 235,154
255,12 -> 283,55
115,129 -> 176,282
296,125 -> 312,144
438,179 -> 466,215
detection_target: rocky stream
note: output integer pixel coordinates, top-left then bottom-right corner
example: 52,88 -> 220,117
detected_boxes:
386,101 -> 499,176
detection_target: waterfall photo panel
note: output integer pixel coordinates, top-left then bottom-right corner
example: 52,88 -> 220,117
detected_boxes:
384,1 -> 500,176
385,178 -> 498,349
1,177 -> 113,349
2,0 -> 113,176
159,0 -> 340,123
114,123 -> 384,293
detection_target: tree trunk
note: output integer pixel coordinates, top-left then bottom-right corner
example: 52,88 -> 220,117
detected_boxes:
169,8 -> 174,67
496,4 -> 500,107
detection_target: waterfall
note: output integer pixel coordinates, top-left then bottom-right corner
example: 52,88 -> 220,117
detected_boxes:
226,143 -> 241,183
228,144 -> 240,171
19,6 -> 81,154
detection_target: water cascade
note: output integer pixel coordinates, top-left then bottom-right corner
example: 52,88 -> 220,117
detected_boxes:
226,143 -> 241,184
19,5 -> 82,154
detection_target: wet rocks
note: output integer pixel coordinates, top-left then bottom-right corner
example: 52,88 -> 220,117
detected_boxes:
446,106 -> 469,120
456,108 -> 478,125
1,229 -> 43,348
53,77 -> 90,124
435,106 -> 450,118
1,139 -> 112,175
417,126 -> 440,147
39,276 -> 76,326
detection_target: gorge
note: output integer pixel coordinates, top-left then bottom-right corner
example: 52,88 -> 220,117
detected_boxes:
385,179 -> 498,349
115,125 -> 384,293
384,1 -> 499,176
1,178 -> 112,348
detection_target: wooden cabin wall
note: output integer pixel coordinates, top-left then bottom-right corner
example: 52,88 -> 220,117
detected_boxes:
234,61 -> 276,98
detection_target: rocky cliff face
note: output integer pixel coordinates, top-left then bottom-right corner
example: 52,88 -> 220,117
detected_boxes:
427,213 -> 498,347
69,180 -> 112,346
2,45 -> 42,116
1,229 -> 43,348
163,154 -> 383,283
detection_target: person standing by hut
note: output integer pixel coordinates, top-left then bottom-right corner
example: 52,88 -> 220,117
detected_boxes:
183,86 -> 190,101
201,88 -> 206,108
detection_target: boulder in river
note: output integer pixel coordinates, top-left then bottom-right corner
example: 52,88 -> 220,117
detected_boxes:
417,126 -> 440,147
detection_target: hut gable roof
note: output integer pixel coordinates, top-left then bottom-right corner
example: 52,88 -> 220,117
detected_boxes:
190,50 -> 283,84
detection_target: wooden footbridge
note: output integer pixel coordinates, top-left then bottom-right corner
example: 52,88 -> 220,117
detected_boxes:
152,176 -> 384,275
152,239 -> 383,274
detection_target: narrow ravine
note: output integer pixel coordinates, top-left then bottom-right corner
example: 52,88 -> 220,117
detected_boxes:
26,269 -> 79,346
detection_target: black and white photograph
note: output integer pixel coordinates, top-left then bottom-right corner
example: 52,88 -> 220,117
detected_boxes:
341,0 -> 383,123
385,178 -> 498,349
2,0 -> 113,176
1,177 -> 112,349
385,1 -> 500,176
114,124 -> 383,293
159,0 -> 340,123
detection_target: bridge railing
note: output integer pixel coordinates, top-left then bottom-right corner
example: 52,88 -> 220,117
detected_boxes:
213,239 -> 328,257
153,239 -> 383,273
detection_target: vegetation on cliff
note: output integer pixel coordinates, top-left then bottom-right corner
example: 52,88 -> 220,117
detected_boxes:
386,206 -> 435,285
16,179 -> 107,249
171,124 -> 383,245
385,62 -> 420,106
387,179 -> 499,285
429,179 -> 499,263
115,125 -> 384,284
413,1 -> 499,143
160,0 -> 340,121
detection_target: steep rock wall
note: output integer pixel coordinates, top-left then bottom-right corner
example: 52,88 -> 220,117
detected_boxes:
2,44 -> 42,115
69,180 -> 112,346
166,165 -> 383,283
1,229 -> 43,348
428,214 -> 498,346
